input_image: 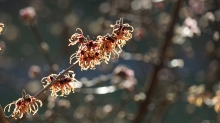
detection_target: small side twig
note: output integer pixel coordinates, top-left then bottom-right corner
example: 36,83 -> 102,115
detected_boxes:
29,22 -> 56,73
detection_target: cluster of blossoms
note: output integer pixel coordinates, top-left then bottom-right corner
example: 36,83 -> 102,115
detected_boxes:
4,90 -> 42,119
69,18 -> 134,70
41,70 -> 79,97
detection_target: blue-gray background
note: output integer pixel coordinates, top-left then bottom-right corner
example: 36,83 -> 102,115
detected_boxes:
0,0 -> 218,123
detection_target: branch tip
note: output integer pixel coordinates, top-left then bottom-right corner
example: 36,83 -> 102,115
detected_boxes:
119,17 -> 123,24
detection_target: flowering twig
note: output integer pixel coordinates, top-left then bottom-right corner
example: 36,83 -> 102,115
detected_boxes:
5,63 -> 77,122
132,0 -> 183,123
34,63 -> 78,98
4,90 -> 42,120
3,17 -> 133,122
68,18 -> 133,71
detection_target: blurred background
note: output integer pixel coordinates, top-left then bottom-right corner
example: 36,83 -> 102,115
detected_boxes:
0,0 -> 220,123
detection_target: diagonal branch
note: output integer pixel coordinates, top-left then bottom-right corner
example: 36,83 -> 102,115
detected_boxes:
132,0 -> 183,123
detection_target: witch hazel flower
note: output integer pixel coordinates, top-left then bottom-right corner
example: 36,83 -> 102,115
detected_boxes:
68,28 -> 86,48
68,18 -> 134,71
97,33 -> 119,61
110,18 -> 134,49
69,37 -> 103,70
4,90 -> 42,119
41,70 -> 79,97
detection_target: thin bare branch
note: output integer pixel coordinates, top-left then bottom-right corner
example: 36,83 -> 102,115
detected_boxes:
29,22 -> 56,73
132,0 -> 184,123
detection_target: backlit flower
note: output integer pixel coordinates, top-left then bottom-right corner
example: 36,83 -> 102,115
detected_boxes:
70,39 -> 102,70
110,18 -> 134,49
4,90 -> 42,119
41,70 -> 79,97
69,28 -> 86,48
97,34 -> 119,61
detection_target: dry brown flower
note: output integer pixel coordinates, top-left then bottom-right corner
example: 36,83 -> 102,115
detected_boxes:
41,70 -> 79,97
4,90 -> 42,119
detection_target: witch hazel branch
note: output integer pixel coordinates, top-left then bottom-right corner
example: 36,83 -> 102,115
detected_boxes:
2,17 -> 133,121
